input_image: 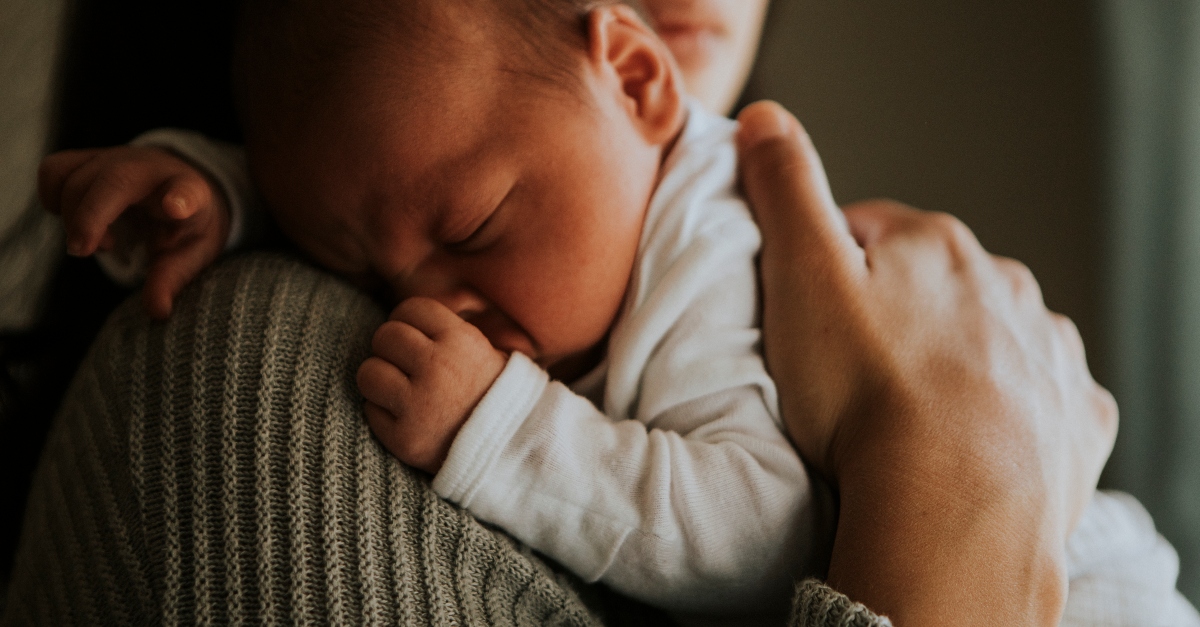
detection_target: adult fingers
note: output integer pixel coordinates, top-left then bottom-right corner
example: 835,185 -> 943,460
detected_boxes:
38,149 -> 101,215
737,101 -> 865,285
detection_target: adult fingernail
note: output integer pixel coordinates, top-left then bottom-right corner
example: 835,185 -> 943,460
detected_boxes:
737,102 -> 792,150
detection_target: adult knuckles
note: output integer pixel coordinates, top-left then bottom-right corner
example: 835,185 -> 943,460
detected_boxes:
1051,312 -> 1085,353
997,257 -> 1044,305
842,197 -> 914,217
925,212 -> 980,253
1092,384 -> 1119,443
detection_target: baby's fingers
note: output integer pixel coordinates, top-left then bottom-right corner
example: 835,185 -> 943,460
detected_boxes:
364,401 -> 401,450
60,150 -> 216,257
58,158 -> 163,256
155,171 -> 218,222
141,233 -> 225,319
372,321 -> 435,377
363,401 -> 438,471
389,297 -> 466,339
357,357 -> 411,417
38,149 -> 102,215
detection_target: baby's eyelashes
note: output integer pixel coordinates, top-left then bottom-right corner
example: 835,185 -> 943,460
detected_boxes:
443,212 -> 496,254
441,183 -> 514,254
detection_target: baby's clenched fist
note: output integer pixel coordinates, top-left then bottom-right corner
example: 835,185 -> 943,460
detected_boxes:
357,297 -> 508,473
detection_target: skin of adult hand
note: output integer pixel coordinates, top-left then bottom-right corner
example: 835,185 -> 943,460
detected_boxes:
735,101 -> 1117,625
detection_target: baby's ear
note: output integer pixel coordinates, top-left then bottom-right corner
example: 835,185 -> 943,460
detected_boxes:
585,5 -> 685,146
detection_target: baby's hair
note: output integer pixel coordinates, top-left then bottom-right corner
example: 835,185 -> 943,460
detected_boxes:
233,0 -> 648,141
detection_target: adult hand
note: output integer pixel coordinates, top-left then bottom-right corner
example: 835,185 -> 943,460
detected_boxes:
735,101 -> 1117,625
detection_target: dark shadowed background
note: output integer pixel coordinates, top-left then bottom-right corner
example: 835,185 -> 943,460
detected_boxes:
745,0 -> 1105,383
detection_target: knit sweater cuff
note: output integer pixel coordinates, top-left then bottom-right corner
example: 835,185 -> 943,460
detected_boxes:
433,351 -> 549,506
790,579 -> 892,627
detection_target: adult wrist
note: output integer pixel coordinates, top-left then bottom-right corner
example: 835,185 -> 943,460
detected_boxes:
827,420 -> 1069,626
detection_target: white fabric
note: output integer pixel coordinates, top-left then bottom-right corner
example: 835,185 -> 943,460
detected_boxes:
95,129 -> 254,286
1062,491 -> 1200,626
434,107 -> 829,616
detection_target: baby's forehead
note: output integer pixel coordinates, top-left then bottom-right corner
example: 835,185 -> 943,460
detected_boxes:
236,0 -> 598,118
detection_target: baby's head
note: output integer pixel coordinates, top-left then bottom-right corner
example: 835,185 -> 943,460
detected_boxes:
235,0 -> 685,380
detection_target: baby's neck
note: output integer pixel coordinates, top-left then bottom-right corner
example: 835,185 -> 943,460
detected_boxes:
547,339 -> 608,383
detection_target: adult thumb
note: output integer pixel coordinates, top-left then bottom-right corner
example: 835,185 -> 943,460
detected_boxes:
736,102 -> 864,283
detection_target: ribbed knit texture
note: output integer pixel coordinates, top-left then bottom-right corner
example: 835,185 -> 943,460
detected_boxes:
2,253 -> 604,626
789,580 -> 890,627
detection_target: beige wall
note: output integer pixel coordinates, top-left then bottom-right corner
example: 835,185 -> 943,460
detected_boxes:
744,0 -> 1107,382
0,0 -> 67,330
0,0 -> 65,235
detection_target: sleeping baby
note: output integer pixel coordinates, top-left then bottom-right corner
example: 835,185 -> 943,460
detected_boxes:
38,0 -> 1199,624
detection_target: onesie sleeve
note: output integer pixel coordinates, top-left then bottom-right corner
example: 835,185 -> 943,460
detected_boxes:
433,209 -> 830,614
95,129 -> 264,285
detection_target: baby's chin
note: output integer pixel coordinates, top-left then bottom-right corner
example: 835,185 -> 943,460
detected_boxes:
542,343 -> 607,384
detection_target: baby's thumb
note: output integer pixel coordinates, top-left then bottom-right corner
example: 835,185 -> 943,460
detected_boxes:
142,246 -> 212,320
155,172 -> 213,221
737,102 -> 863,283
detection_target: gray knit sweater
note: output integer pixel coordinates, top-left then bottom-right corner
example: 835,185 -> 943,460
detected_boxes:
2,253 -> 887,626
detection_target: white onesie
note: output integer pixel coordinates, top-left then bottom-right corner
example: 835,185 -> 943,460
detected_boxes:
125,104 -> 1199,626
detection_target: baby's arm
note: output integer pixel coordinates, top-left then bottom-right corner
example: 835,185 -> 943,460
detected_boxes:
434,354 -> 822,615
38,130 -> 257,318
357,302 -> 813,614
365,324 -> 818,614
363,212 -> 825,615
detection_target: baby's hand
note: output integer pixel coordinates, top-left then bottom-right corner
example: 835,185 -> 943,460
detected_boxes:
357,297 -> 507,473
38,146 -> 231,319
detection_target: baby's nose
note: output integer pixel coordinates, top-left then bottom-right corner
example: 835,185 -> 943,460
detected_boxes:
434,288 -> 489,321
401,274 -> 488,320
